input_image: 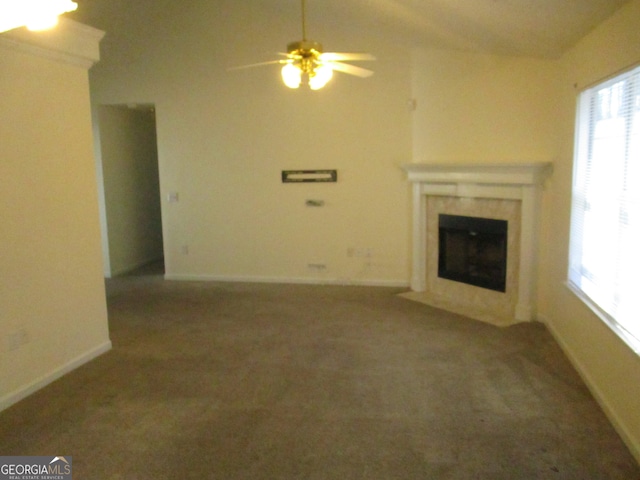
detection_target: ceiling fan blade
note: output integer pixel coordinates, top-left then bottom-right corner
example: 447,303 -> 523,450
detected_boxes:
228,59 -> 287,71
320,52 -> 376,62
329,61 -> 374,78
278,52 -> 303,62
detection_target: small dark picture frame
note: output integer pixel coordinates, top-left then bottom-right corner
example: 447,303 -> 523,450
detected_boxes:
282,170 -> 337,183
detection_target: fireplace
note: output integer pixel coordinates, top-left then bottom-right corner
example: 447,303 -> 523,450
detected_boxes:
438,214 -> 508,292
402,163 -> 552,326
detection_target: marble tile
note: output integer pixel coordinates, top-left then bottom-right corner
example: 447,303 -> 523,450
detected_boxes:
422,196 -> 521,327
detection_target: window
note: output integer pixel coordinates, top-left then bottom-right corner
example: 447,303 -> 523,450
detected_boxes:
568,65 -> 640,353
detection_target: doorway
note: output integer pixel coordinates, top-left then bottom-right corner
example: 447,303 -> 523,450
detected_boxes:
95,104 -> 164,277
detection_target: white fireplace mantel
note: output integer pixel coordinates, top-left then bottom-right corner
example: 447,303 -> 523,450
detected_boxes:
402,162 -> 552,324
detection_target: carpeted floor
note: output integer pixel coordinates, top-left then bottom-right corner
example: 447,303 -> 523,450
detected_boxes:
1,265 -> 639,479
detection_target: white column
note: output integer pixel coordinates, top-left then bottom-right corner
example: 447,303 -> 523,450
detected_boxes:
515,185 -> 541,321
411,183 -> 427,291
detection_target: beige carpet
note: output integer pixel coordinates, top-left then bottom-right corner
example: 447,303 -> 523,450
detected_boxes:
1,265 -> 638,479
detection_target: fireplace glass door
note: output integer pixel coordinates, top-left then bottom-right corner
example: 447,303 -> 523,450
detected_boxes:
438,214 -> 508,292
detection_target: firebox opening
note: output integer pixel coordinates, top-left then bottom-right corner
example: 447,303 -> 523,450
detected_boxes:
438,214 -> 508,292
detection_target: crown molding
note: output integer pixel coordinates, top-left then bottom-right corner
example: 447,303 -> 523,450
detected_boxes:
0,18 -> 104,69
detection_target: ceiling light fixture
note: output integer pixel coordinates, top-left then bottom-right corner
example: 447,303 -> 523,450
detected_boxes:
0,0 -> 78,34
229,0 -> 374,91
279,1 -> 334,91
281,40 -> 335,90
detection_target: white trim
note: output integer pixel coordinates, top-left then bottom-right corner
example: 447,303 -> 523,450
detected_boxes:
402,162 -> 552,323
0,18 -> 104,69
541,313 -> 640,465
565,282 -> 640,356
0,341 -> 112,413
90,105 -> 112,278
164,273 -> 409,288
111,257 -> 164,278
403,162 -> 552,186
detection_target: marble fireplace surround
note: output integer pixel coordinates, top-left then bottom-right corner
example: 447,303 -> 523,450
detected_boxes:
402,163 -> 552,327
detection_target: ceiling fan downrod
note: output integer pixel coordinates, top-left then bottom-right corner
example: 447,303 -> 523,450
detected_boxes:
286,0 -> 323,62
229,0 -> 374,90
301,0 -> 307,41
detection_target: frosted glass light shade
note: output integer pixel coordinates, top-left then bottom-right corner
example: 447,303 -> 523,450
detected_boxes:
281,63 -> 302,89
309,64 -> 333,90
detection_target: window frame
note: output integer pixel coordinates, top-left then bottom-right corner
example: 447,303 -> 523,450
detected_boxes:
567,64 -> 640,355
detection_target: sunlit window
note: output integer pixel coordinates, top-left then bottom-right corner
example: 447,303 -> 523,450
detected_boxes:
568,65 -> 640,353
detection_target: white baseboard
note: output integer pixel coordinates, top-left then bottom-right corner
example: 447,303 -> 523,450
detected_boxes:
540,314 -> 640,465
0,340 -> 112,413
109,256 -> 163,278
163,273 -> 409,288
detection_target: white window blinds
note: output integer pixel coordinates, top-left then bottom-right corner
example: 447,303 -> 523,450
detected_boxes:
568,65 -> 640,353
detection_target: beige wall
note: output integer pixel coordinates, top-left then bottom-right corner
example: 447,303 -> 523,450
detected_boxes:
410,1 -> 640,461
539,0 -> 640,463
411,48 -> 561,164
81,0 -> 640,461
86,1 -> 413,286
409,0 -> 640,462
98,105 -> 163,277
0,33 -> 111,409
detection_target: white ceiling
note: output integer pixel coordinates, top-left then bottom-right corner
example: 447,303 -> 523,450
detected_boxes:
69,0 -> 630,58
310,0 -> 630,57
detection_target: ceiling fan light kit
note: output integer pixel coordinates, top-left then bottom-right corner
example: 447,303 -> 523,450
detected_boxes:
231,0 -> 375,91
281,41 -> 335,90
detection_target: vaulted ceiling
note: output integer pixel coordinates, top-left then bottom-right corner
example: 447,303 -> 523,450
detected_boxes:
320,0 -> 630,57
69,0 -> 629,58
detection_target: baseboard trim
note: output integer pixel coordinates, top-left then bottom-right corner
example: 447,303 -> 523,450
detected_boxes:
163,273 -> 409,288
540,314 -> 640,464
109,256 -> 163,278
0,340 -> 112,413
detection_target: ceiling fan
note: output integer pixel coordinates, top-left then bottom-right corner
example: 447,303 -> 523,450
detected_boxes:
230,0 -> 375,90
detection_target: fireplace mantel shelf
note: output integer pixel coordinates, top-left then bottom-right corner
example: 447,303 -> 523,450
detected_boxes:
402,162 -> 552,325
402,162 -> 552,186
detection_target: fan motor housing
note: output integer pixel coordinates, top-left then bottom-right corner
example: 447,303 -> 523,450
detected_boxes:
287,40 -> 323,57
